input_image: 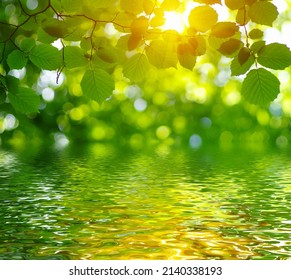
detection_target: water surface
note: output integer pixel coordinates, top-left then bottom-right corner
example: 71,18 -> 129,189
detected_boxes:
0,144 -> 290,259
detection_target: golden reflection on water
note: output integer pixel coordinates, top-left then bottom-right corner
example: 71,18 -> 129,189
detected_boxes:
0,145 -> 290,260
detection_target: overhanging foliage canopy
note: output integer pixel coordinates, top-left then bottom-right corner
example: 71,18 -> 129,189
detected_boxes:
0,0 -> 291,116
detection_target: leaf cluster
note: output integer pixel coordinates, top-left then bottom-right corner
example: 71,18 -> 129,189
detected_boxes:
0,0 -> 290,116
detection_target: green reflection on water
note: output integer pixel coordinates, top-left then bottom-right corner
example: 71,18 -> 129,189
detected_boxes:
0,144 -> 290,260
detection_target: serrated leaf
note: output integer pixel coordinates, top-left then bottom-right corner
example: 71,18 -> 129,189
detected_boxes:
81,68 -> 115,104
211,22 -> 239,38
146,39 -> 178,68
225,0 -> 244,10
188,5 -> 218,33
249,2 -> 278,26
231,55 -> 254,76
64,46 -> 88,69
249,29 -> 264,39
8,87 -> 40,113
241,68 -> 280,105
257,43 -> 291,70
29,44 -> 62,70
7,50 -> 28,70
123,53 -> 151,82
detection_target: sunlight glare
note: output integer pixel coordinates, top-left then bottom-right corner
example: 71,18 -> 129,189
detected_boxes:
162,11 -> 186,33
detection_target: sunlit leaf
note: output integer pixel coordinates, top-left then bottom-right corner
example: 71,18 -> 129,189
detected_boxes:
231,54 -> 254,76
123,53 -> 151,82
250,41 -> 265,54
249,29 -> 264,40
194,0 -> 221,4
249,1 -> 278,26
150,14 -> 165,27
211,22 -> 239,38
61,0 -> 81,12
8,87 -> 40,114
160,0 -> 180,11
189,35 -> 206,56
257,43 -> 291,70
127,34 -> 143,51
120,0 -> 144,14
29,44 -> 62,70
131,16 -> 149,35
7,50 -> 28,70
238,47 -> 251,66
42,18 -> 68,38
218,39 -> 243,56
146,40 -> 178,68
177,43 -> 196,70
143,0 -> 155,15
242,68 -> 280,105
236,7 -> 250,26
81,68 -> 115,104
188,5 -> 218,33
20,38 -> 36,52
64,46 -> 88,69
225,0 -> 244,10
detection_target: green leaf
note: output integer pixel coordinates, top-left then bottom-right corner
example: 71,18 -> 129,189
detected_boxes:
8,87 -> 40,113
146,40 -> 178,69
188,5 -> 218,32
7,50 -> 28,70
231,55 -> 254,76
238,47 -> 251,65
177,43 -> 196,70
249,2 -> 278,26
81,68 -> 115,104
250,41 -> 265,54
6,75 -> 19,94
123,53 -> 151,82
20,38 -> 36,52
225,0 -> 244,10
0,87 -> 6,104
64,46 -> 88,69
249,29 -> 264,40
29,44 -> 62,70
42,18 -> 68,38
120,0 -> 144,14
241,68 -> 280,105
257,43 -> 291,70
218,39 -> 243,56
211,22 -> 239,38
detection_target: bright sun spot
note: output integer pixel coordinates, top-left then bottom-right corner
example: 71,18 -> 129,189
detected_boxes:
162,11 -> 186,33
